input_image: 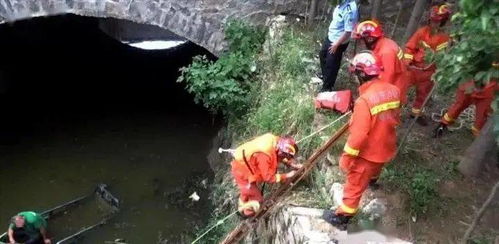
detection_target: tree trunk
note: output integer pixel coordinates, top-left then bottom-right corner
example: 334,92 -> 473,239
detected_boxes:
370,0 -> 383,19
390,0 -> 404,37
404,0 -> 427,41
458,119 -> 498,177
308,0 -> 318,26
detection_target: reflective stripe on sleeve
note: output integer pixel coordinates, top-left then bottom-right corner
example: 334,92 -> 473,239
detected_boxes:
404,53 -> 414,60
397,49 -> 404,60
275,174 -> 282,183
420,41 -> 431,49
436,42 -> 448,51
344,144 -> 360,156
370,101 -> 400,115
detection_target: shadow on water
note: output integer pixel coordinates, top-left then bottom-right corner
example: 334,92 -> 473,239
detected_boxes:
0,15 -> 220,243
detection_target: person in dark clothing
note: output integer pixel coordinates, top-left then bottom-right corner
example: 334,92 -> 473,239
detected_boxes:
319,0 -> 358,92
7,212 -> 51,244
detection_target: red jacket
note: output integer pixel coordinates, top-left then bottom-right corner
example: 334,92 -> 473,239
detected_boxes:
404,26 -> 450,69
230,133 -> 287,184
373,37 -> 409,103
343,79 -> 401,163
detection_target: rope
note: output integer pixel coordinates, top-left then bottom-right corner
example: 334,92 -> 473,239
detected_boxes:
430,106 -> 476,131
296,111 -> 351,144
190,210 -> 239,244
395,82 -> 437,157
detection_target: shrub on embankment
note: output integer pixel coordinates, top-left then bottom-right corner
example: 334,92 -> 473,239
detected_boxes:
178,20 -> 266,117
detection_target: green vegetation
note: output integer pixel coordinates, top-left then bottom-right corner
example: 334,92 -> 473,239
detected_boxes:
231,29 -> 324,156
380,147 -> 462,218
408,169 -> 439,216
433,0 -> 498,90
178,20 -> 266,117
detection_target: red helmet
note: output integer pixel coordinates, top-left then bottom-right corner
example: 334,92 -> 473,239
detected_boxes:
349,51 -> 382,76
353,20 -> 384,39
277,136 -> 298,159
430,4 -> 451,22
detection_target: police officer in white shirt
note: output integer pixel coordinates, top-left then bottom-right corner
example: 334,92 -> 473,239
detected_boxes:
319,0 -> 359,92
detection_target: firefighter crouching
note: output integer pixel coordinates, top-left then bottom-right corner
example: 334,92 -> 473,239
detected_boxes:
230,133 -> 303,217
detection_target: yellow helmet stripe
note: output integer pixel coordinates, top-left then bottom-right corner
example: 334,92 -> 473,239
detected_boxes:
438,5 -> 448,14
356,20 -> 379,32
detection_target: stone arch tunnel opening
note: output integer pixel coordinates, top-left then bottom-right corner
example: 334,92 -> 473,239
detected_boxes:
0,14 -> 219,242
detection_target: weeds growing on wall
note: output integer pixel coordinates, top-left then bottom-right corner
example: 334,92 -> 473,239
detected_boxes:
178,20 -> 266,117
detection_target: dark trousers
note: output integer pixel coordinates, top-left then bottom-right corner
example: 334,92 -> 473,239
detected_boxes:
13,228 -> 43,244
319,38 -> 349,91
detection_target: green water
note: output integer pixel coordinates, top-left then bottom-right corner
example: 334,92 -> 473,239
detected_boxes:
0,110 -> 218,243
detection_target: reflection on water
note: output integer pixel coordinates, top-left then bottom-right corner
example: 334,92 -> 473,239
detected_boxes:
0,14 -> 218,243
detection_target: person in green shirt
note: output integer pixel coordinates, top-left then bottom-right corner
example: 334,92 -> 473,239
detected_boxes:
7,211 -> 51,244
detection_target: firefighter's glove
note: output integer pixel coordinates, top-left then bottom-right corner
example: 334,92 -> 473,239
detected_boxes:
433,123 -> 448,138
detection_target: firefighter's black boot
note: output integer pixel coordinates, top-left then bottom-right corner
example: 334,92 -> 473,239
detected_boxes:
322,211 -> 352,230
433,123 -> 448,138
368,178 -> 381,191
410,114 -> 429,126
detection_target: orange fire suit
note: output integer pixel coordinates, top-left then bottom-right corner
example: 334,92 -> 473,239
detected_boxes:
337,78 -> 401,216
441,80 -> 497,136
230,133 -> 289,216
372,37 -> 410,104
404,26 -> 450,115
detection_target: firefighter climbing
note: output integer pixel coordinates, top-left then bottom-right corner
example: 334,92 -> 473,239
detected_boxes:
230,133 -> 303,217
322,51 -> 401,229
353,19 -> 411,104
404,4 -> 452,126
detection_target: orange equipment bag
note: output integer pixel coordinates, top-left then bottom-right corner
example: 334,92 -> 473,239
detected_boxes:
314,90 -> 352,114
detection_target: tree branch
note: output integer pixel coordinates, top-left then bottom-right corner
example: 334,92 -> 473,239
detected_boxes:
462,181 -> 499,243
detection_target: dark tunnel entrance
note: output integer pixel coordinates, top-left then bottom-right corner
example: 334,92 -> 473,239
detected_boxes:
0,14 -> 219,242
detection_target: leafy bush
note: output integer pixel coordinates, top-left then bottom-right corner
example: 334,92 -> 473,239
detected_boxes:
408,169 -> 439,216
178,20 -> 266,117
433,0 -> 498,91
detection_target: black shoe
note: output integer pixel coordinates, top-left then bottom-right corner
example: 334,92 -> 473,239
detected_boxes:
433,123 -> 448,138
368,179 -> 381,191
410,114 -> 428,126
322,211 -> 351,230
317,87 -> 331,93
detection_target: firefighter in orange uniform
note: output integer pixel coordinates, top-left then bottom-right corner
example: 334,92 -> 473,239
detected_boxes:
404,4 -> 452,125
231,133 -> 303,217
435,77 -> 497,137
323,51 -> 401,229
353,20 -> 410,104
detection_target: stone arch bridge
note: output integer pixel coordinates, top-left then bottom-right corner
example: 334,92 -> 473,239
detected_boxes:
0,0 -> 314,55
